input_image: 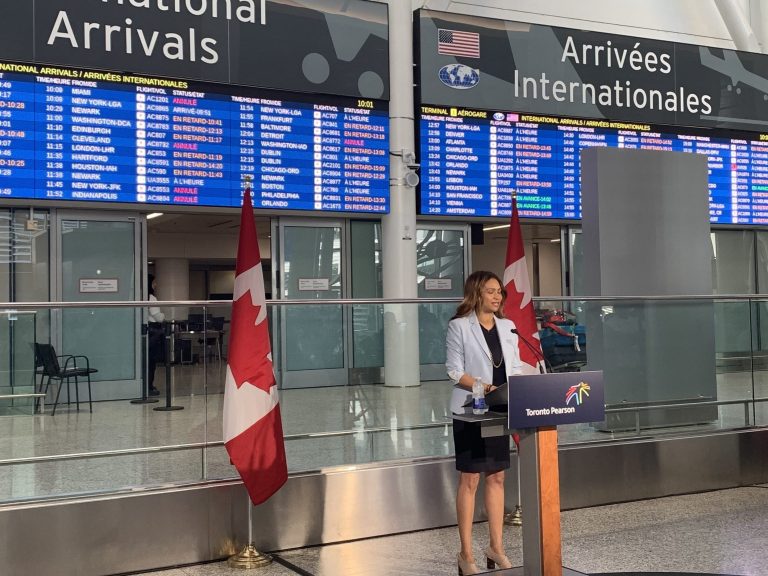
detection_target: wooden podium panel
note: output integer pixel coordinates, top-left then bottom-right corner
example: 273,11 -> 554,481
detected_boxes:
538,427 -> 562,576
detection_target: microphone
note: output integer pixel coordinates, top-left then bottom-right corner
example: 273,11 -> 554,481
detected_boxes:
511,328 -> 549,374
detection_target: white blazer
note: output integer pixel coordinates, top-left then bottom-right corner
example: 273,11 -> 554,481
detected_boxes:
446,312 -> 523,414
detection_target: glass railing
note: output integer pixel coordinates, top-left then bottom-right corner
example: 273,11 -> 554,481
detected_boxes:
0,309 -> 39,416
0,296 -> 766,504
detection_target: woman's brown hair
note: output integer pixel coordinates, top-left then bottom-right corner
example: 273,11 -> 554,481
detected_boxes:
452,270 -> 506,320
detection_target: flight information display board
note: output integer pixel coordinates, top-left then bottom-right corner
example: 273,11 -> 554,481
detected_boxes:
0,62 -> 389,213
419,105 -> 768,224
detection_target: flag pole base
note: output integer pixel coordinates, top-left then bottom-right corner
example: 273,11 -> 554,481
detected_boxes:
227,543 -> 273,569
504,504 -> 522,526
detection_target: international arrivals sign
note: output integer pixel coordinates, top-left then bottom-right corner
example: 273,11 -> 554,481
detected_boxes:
0,0 -> 389,99
418,9 -> 768,132
47,1 -> 267,66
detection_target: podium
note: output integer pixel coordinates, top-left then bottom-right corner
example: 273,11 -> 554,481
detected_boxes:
512,371 -> 604,576
454,370 -> 604,576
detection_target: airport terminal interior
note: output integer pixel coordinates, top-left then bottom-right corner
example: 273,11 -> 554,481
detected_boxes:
3,1 -> 768,575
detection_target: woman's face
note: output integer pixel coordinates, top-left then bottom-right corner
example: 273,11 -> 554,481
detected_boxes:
479,278 -> 503,314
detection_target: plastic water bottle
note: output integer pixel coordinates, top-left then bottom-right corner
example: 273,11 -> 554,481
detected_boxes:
472,377 -> 488,415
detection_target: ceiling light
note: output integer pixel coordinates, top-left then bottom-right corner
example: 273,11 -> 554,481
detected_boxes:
147,213 -> 164,220
482,224 -> 510,232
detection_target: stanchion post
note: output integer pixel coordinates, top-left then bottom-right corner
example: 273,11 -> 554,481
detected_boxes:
131,323 -> 158,405
154,322 -> 183,412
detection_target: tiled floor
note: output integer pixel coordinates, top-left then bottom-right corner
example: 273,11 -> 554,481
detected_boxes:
0,368 -> 766,502
133,486 -> 768,576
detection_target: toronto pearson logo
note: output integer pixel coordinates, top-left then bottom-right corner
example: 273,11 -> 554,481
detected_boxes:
565,382 -> 591,406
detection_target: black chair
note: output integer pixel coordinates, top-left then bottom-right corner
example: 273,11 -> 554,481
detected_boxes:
205,317 -> 225,360
34,343 -> 98,415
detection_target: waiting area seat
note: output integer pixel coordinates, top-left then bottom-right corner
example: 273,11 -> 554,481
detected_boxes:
34,343 -> 98,415
174,315 -> 226,363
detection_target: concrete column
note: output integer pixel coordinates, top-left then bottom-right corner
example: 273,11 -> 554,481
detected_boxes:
153,258 -> 189,321
715,0 -> 761,51
381,0 -> 420,387
749,0 -> 766,52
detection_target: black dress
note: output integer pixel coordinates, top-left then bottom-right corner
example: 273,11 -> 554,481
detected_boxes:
453,323 -> 511,473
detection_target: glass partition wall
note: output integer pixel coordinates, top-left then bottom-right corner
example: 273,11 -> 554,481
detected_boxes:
272,219 -> 469,386
0,296 -> 766,505
568,228 -> 768,367
0,209 -> 49,416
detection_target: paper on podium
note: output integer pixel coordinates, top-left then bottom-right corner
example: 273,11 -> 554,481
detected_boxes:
462,382 -> 508,410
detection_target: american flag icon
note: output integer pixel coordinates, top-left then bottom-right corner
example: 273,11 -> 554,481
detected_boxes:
438,29 -> 480,58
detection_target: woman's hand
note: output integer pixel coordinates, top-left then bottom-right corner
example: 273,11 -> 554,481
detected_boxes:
484,384 -> 495,394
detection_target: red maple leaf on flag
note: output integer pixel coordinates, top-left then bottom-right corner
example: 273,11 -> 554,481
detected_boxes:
228,293 -> 273,393
505,280 -> 541,369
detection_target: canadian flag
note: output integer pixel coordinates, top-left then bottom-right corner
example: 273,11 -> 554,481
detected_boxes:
223,187 -> 287,505
502,197 -> 545,375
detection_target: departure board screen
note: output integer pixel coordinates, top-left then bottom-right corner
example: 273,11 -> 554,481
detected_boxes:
419,105 -> 768,224
0,62 -> 389,213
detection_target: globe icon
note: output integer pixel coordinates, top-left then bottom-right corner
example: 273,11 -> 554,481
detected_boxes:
439,64 -> 479,89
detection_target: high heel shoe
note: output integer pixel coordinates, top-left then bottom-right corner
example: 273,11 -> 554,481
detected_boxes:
485,546 -> 513,570
457,552 -> 480,575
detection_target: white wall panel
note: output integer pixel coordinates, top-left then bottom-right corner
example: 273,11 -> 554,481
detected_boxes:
419,0 -> 737,48
148,233 -> 270,261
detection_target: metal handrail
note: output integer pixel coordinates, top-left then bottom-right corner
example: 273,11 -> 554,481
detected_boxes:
605,397 -> 768,413
0,310 -> 37,315
0,298 -> 459,309
284,419 -> 451,441
2,393 -> 767,468
0,442 -> 214,467
0,420 -> 452,468
604,397 -> 768,435
4,294 -> 768,309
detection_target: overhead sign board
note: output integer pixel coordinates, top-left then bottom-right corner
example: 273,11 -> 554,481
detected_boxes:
0,0 -> 389,99
417,9 -> 768,132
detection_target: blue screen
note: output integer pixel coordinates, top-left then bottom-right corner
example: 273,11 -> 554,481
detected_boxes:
419,105 -> 768,224
0,63 -> 389,213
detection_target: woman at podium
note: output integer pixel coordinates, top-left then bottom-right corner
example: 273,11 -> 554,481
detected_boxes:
446,271 -> 522,575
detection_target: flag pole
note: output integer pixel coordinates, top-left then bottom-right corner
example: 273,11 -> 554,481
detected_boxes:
505,445 -> 523,526
505,432 -> 523,526
226,175 -> 274,570
503,189 -> 525,528
227,500 -> 273,569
